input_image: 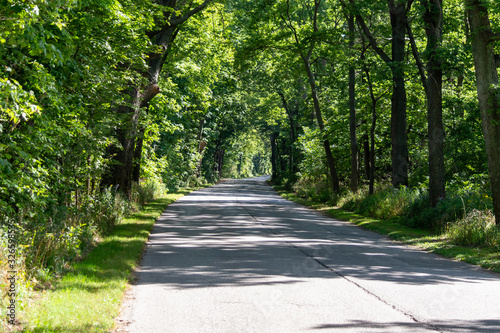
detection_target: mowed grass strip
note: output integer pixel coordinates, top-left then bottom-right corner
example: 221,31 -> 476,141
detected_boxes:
20,189 -> 195,333
273,187 -> 500,273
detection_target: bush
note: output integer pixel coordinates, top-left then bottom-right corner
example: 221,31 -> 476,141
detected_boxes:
337,183 -> 495,232
340,185 -> 422,221
78,187 -> 130,236
131,179 -> 167,207
447,209 -> 500,247
4,186 -> 131,285
292,177 -> 334,203
405,194 -> 463,229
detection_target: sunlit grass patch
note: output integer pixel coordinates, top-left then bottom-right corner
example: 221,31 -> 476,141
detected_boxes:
19,189 -> 195,332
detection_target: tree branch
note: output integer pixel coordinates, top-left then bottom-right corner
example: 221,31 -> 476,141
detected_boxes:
140,84 -> 161,108
354,11 -> 392,64
406,21 -> 428,91
169,0 -> 214,27
489,32 -> 500,43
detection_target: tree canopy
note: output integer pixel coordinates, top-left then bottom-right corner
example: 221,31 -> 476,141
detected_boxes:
1,0 -> 500,284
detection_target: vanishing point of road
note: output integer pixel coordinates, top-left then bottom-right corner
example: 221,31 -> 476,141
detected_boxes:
117,176 -> 500,332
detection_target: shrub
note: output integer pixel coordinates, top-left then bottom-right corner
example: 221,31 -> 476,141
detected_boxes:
340,185 -> 422,221
78,187 -> 130,236
7,186 -> 131,285
131,179 -> 167,207
405,194 -> 464,229
447,209 -> 500,247
292,177 -> 334,203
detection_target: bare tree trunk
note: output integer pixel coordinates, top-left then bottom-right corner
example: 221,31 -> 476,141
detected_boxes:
389,1 -> 409,187
363,134 -> 370,182
277,91 -> 297,176
349,12 -> 359,192
467,0 -> 500,224
422,0 -> 445,206
366,70 -> 378,195
271,133 -> 278,181
370,101 -> 377,195
132,127 -> 145,183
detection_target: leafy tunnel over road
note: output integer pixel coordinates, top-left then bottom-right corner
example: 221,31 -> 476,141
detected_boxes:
117,176 -> 500,332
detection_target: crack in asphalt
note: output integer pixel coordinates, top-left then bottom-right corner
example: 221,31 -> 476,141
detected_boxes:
235,188 -> 443,333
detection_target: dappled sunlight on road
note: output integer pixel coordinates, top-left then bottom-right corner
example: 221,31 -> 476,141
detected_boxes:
120,176 -> 500,333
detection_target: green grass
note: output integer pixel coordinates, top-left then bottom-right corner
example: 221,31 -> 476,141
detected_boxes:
18,188 -> 197,333
273,186 -> 500,273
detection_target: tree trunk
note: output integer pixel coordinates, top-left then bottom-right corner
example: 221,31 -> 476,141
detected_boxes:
349,13 -> 359,192
363,134 -> 370,182
354,1 -> 409,187
102,88 -> 141,197
303,59 -> 341,194
277,91 -> 297,177
370,104 -> 377,195
196,117 -> 206,176
422,0 -> 445,206
467,0 -> 500,224
389,1 -> 409,187
271,133 -> 278,181
369,77 -> 378,195
132,127 -> 145,183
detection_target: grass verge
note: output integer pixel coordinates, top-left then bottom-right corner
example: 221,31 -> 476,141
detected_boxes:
273,185 -> 500,273
17,188 -> 198,333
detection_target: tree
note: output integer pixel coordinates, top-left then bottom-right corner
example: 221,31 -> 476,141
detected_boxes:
279,0 -> 341,193
103,0 -> 215,197
348,9 -> 359,192
466,0 -> 500,224
406,0 -> 446,206
351,0 -> 411,187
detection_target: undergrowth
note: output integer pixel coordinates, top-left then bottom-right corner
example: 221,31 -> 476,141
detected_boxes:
289,177 -> 498,249
0,179 -> 169,331
275,178 -> 500,271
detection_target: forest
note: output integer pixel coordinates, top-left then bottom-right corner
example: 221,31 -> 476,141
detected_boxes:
1,0 -> 500,328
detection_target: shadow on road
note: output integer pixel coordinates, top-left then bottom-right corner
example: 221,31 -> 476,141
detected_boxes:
133,176 -> 500,332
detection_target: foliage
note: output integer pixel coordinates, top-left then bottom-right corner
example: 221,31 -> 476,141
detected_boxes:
338,181 -> 494,232
20,190 -> 190,332
340,185 -> 423,221
447,209 -> 500,248
222,129 -> 271,178
131,180 -> 168,207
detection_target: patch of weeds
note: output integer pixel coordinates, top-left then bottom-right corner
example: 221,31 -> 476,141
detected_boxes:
447,209 -> 500,248
18,189 -> 195,332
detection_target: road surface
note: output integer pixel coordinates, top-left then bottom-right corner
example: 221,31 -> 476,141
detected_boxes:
117,176 -> 500,332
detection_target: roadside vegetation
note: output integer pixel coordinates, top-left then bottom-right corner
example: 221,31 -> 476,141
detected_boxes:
1,184 -> 202,333
273,182 -> 500,273
2,0 -> 500,330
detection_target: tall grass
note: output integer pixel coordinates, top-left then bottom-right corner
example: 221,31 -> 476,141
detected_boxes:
0,179 -> 170,330
292,177 -> 333,203
339,185 -> 423,221
0,232 -> 31,332
447,209 -> 500,247
292,178 -> 496,246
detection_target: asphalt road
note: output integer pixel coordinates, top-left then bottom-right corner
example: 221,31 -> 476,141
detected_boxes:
117,176 -> 500,332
